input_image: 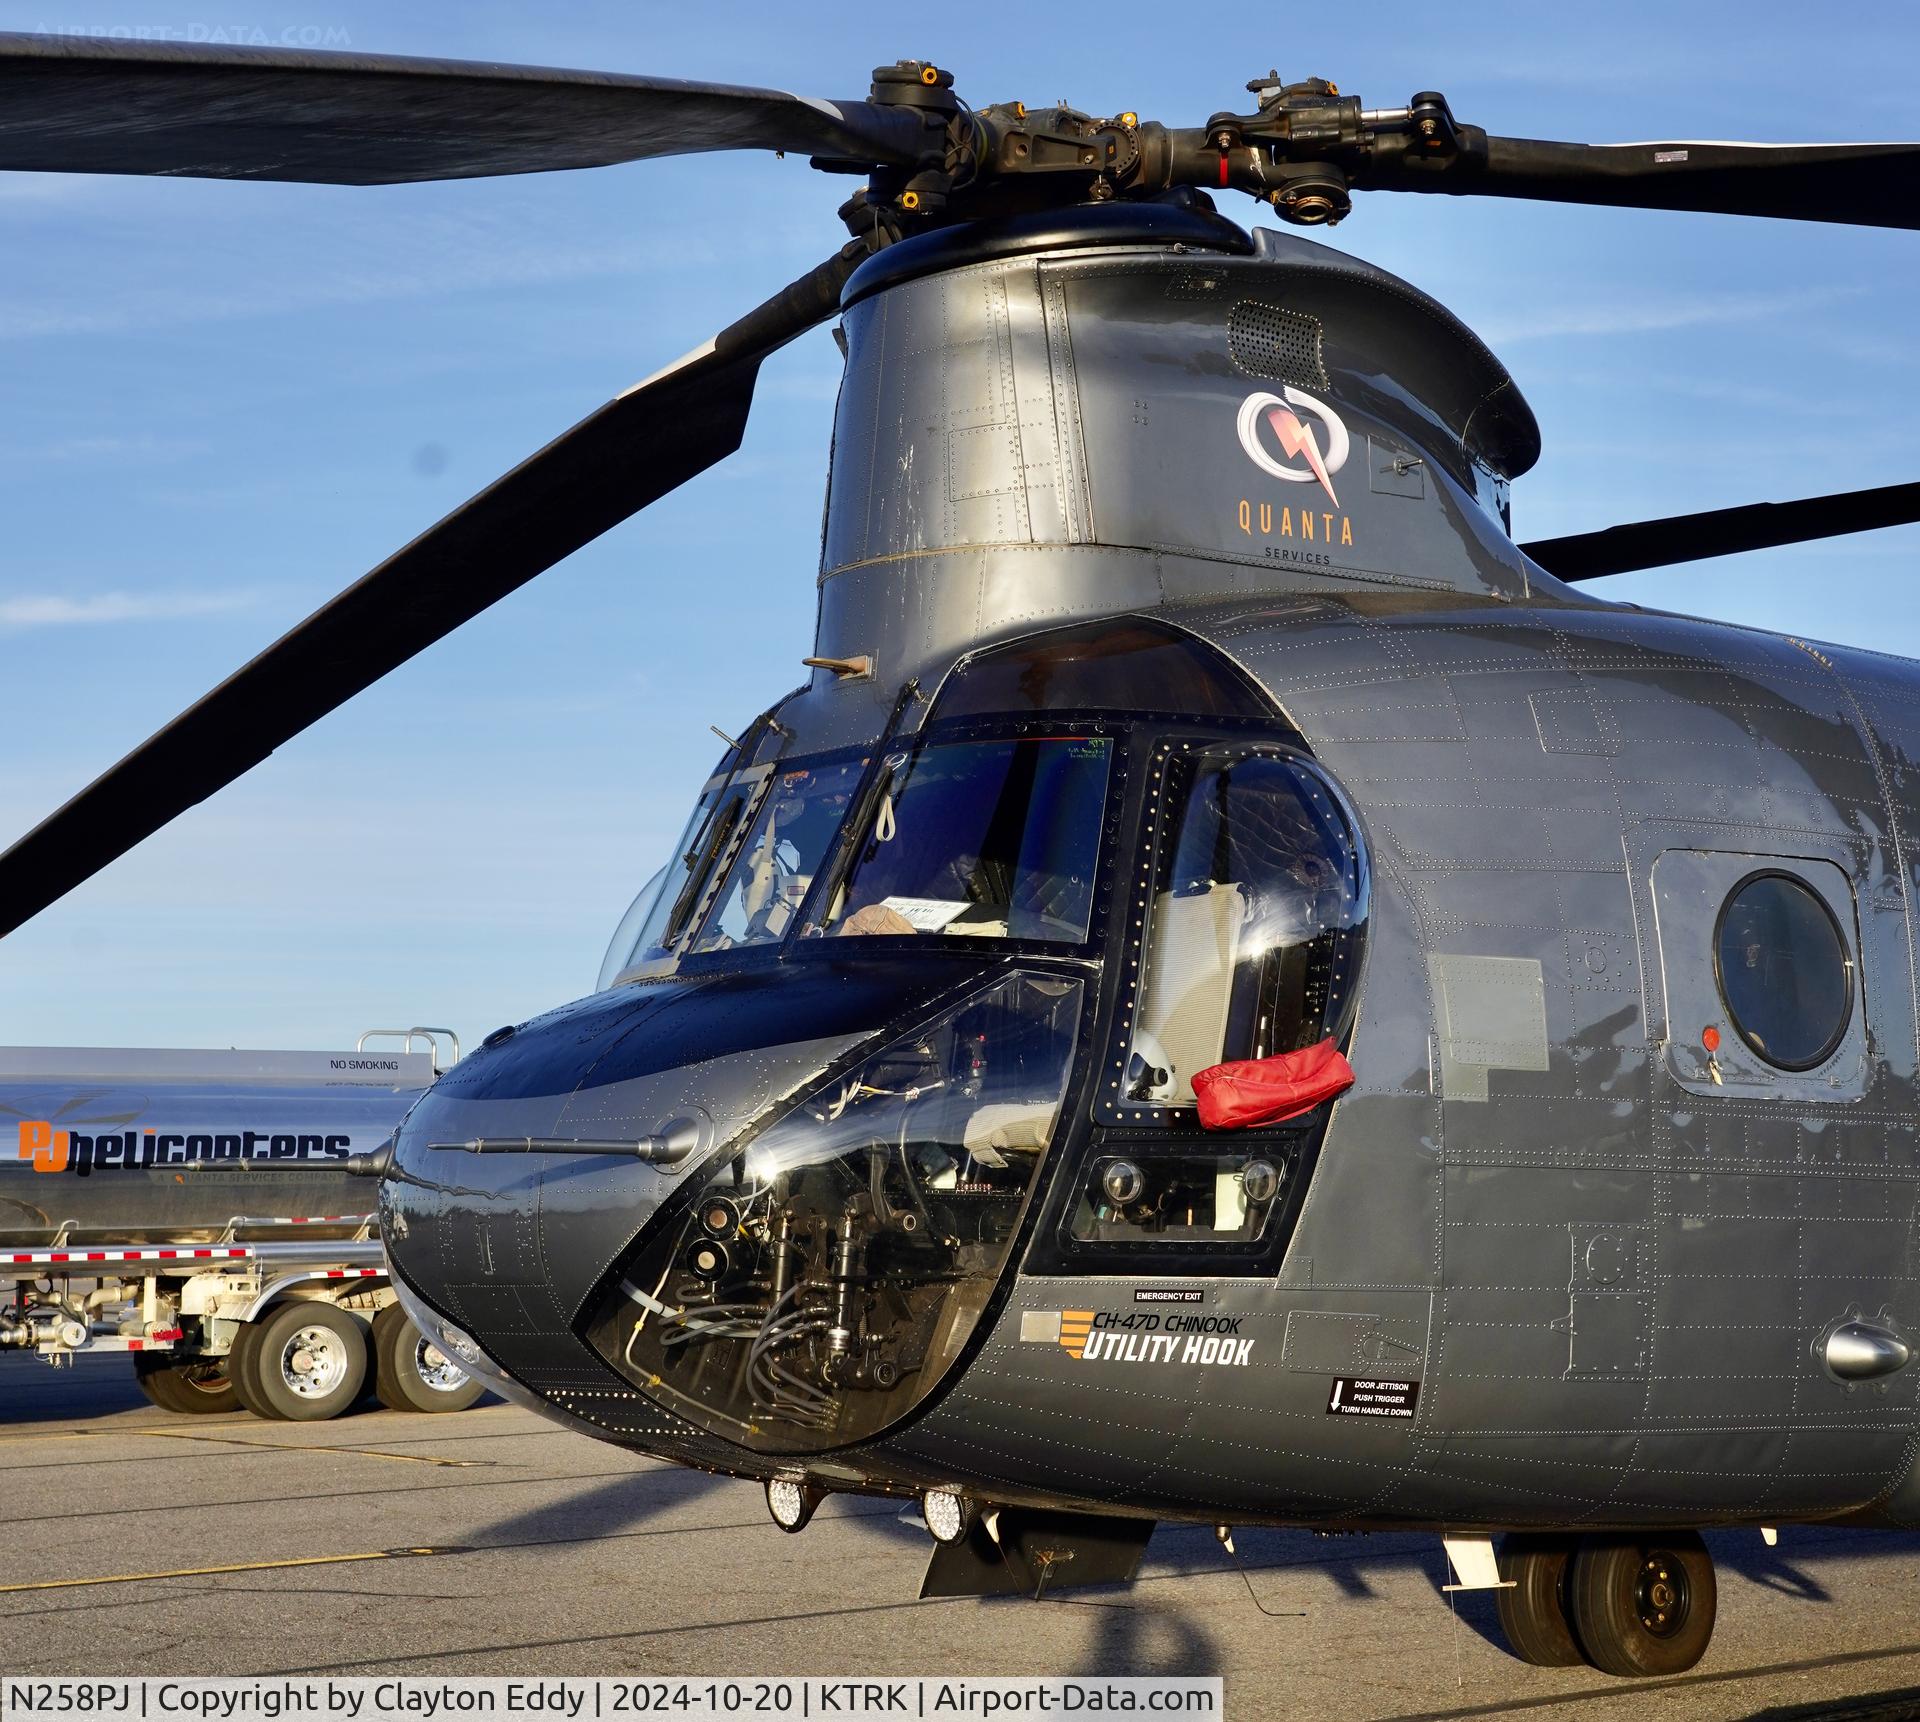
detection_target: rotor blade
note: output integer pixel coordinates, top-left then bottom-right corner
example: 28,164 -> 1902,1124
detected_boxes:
0,33 -> 927,182
1374,135 -> 1920,230
1522,480 -> 1920,581
0,242 -> 872,939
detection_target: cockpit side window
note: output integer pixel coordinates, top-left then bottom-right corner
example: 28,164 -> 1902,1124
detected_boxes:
597,863 -> 668,991
1110,744 -> 1368,1124
599,776 -> 740,984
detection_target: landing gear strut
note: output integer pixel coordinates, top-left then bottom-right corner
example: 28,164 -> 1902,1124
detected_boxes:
1494,1530 -> 1717,1677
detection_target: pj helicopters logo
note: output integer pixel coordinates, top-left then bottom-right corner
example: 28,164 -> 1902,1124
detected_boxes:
1236,387 -> 1350,506
15,1119 -> 351,1173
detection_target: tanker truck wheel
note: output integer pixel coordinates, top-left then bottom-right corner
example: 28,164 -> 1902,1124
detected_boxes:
233,1301 -> 368,1421
372,1304 -> 484,1413
133,1352 -> 241,1415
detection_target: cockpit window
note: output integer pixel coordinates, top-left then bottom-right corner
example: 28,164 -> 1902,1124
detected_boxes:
690,758 -> 868,953
1117,746 -> 1367,1119
597,864 -> 668,991
600,776 -> 745,982
817,736 -> 1112,944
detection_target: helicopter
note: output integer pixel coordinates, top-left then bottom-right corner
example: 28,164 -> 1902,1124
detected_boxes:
5,29 -> 1920,1684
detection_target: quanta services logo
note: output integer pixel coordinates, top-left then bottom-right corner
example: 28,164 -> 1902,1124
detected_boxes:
1236,386 -> 1351,506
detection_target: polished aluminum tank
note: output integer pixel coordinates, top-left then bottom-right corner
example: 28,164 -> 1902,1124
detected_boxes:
1,1044 -> 435,1246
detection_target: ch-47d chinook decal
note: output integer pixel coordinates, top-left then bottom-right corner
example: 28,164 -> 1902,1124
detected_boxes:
1024,1307 -> 1254,1368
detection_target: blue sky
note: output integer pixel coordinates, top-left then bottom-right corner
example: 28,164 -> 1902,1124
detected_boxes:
2,1 -> 1917,1050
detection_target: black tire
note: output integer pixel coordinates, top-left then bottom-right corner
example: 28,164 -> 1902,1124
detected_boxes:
372,1303 -> 484,1413
1494,1534 -> 1584,1666
132,1351 -> 241,1415
227,1319 -> 269,1416
233,1301 -> 369,1422
134,1357 -> 171,1409
1568,1532 -> 1717,1678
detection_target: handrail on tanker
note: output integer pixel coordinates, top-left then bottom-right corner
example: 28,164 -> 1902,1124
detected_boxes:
217,1212 -> 378,1244
356,1026 -> 461,1069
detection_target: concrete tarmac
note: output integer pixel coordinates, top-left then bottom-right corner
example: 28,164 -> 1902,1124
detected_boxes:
4,1355 -> 1920,1721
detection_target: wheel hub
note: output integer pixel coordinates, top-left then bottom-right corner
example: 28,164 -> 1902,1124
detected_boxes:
281,1325 -> 350,1397
413,1336 -> 471,1393
1635,1553 -> 1690,1638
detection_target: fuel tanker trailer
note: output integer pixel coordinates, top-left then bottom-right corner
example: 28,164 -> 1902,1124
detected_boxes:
0,1031 -> 484,1419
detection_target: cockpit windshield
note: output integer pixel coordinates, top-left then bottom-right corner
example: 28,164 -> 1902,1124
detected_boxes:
815,735 -> 1111,944
690,757 -> 868,953
602,727 -> 1116,983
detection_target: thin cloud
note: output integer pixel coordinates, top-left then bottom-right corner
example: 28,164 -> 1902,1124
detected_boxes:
0,589 -> 259,630
0,432 -> 211,463
0,221 -> 725,342
1483,284 -> 1868,344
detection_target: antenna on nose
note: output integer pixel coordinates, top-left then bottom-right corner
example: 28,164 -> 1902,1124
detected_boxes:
425,1120 -> 702,1166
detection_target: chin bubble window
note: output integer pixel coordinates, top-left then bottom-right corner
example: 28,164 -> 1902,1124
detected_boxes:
1068,1150 -> 1289,1244
1114,744 -> 1368,1122
819,735 -> 1112,943
1715,871 -> 1854,1071
583,971 -> 1083,1453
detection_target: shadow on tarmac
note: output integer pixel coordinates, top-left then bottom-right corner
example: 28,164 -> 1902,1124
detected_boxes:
1742,1688 -> 1920,1720
472,1465 -> 729,1550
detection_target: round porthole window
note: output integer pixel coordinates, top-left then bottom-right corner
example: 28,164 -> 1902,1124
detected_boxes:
1714,871 -> 1854,1071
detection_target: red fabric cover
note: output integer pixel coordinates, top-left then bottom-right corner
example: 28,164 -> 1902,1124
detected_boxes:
1191,1039 -> 1355,1131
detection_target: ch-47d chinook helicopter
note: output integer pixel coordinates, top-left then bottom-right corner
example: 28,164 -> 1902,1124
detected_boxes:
8,30 -> 1920,1682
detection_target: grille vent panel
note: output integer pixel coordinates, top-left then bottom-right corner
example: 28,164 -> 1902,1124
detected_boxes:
1228,300 -> 1329,391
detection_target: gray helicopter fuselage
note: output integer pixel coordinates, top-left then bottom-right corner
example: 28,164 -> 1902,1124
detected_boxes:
384,209 -> 1920,1535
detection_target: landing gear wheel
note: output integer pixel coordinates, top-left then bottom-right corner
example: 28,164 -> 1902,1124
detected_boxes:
372,1304 -> 483,1413
1568,1532 -> 1717,1677
232,1302 -> 368,1422
133,1352 -> 241,1415
1494,1534 -> 1583,1666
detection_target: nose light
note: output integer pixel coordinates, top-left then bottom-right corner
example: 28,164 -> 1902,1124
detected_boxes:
922,1488 -> 976,1545
765,1478 -> 824,1533
432,1322 -> 482,1366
